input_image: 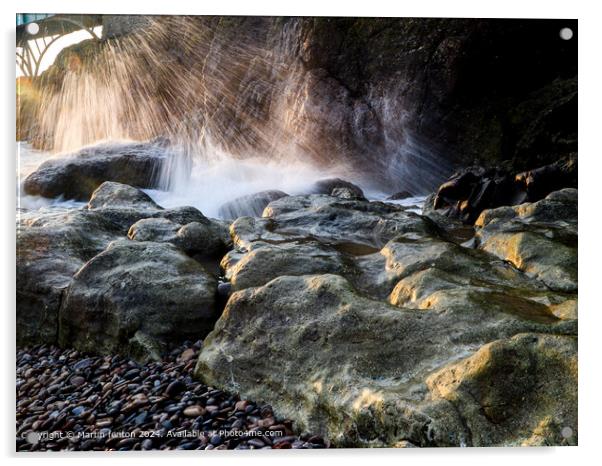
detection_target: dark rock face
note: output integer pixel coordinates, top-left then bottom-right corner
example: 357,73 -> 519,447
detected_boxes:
217,190 -> 288,220
426,156 -> 577,223
22,141 -> 167,201
59,240 -> 218,359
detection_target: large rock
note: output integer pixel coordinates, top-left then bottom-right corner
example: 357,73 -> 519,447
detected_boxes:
17,181 -> 228,346
225,194 -> 562,303
16,209 -> 121,345
425,156 -> 577,224
22,140 -> 168,200
59,240 -> 218,359
311,178 -> 366,200
225,240 -> 352,291
86,181 -> 209,233
195,274 -> 576,447
474,188 -> 577,292
261,195 -> 435,248
128,218 -> 229,257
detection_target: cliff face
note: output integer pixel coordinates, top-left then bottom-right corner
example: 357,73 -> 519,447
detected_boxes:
297,18 -> 577,171
27,16 -> 577,193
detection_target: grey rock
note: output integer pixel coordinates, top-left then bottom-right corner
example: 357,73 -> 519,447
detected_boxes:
218,190 -> 289,220
16,208 -> 121,345
59,240 -> 218,360
23,141 -> 168,201
262,195 -> 434,248
311,178 -> 365,200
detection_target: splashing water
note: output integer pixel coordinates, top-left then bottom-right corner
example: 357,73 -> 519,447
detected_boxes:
20,17 -> 443,216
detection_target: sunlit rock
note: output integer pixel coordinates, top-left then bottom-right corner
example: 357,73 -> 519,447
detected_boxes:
226,240 -> 352,291
475,188 -> 577,292
426,333 -> 577,446
195,274 -> 575,446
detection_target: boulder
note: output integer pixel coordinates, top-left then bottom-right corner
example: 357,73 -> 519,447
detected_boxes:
88,180 -> 160,210
425,156 -> 577,224
87,181 -> 208,233
17,181 -> 227,346
262,195 -> 435,248
311,178 -> 366,200
217,190 -> 288,220
225,240 -> 352,291
226,193 -> 572,306
127,217 -> 180,243
59,240 -> 218,359
128,218 -> 230,257
195,274 -> 575,447
22,140 -> 168,201
16,209 -> 122,345
428,165 -> 525,224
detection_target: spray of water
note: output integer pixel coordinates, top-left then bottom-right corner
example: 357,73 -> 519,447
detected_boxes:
24,16 -> 451,214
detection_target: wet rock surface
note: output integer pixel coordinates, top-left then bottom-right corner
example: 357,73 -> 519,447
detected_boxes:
17,179 -> 578,448
16,208 -> 123,345
197,188 -> 577,447
425,156 -> 577,224
16,343 -> 327,451
22,141 -> 169,201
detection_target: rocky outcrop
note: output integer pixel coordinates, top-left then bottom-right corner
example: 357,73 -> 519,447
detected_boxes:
474,188 -> 577,293
424,156 -> 577,224
86,181 -> 210,233
426,333 -> 577,446
260,195 -> 435,248
29,17 -> 576,192
195,274 -> 575,447
128,218 -> 230,258
16,181 -> 228,348
16,209 -> 121,345
59,240 -> 218,359
196,189 -> 577,446
22,140 -> 168,200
